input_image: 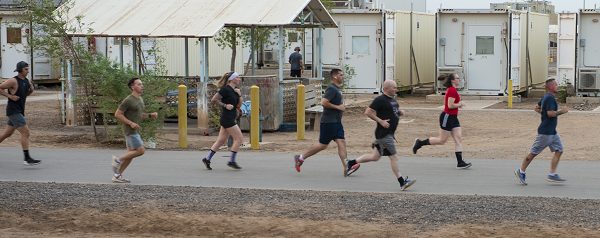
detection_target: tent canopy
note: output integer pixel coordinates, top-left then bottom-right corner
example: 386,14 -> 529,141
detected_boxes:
60,0 -> 337,38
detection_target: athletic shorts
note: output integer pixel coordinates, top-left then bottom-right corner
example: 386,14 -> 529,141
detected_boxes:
220,120 -> 237,129
125,133 -> 144,150
319,122 -> 344,145
439,112 -> 460,131
7,113 -> 27,128
290,69 -> 302,77
372,134 -> 397,156
530,134 -> 563,154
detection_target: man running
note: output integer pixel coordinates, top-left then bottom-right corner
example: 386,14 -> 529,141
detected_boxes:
294,68 -> 348,176
346,80 -> 416,191
111,77 -> 158,183
515,78 -> 568,185
0,61 -> 40,165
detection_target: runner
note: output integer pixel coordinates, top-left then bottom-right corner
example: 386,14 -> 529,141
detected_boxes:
294,68 -> 348,176
111,77 -> 158,183
0,61 -> 40,166
202,71 -> 243,170
412,73 -> 472,169
346,80 -> 416,190
515,78 -> 568,185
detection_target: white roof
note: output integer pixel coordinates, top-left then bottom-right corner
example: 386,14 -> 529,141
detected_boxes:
61,0 -> 337,38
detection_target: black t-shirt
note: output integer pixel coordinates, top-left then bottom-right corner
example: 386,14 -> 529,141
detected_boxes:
218,85 -> 240,124
369,94 -> 400,139
6,76 -> 30,116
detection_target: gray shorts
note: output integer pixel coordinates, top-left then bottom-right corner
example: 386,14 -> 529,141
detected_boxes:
373,134 -> 397,156
7,113 -> 26,128
125,133 -> 144,150
530,134 -> 563,154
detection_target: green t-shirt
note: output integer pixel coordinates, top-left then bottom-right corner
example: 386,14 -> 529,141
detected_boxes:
118,94 -> 144,135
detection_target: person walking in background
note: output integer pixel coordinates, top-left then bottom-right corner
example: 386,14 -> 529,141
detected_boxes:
289,46 -> 303,77
111,77 -> 158,183
0,61 -> 40,166
346,80 -> 416,191
202,71 -> 243,170
515,78 -> 568,185
412,74 -> 472,169
294,68 -> 348,177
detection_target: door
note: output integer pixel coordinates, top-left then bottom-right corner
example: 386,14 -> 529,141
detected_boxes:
466,25 -> 502,91
1,22 -> 29,78
344,25 -> 377,92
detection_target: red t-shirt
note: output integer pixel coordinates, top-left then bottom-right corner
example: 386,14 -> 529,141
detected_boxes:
444,86 -> 460,115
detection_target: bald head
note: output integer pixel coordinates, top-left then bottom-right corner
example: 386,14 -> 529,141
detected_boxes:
382,80 -> 397,96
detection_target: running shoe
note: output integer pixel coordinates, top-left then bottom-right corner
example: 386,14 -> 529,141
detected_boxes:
112,175 -> 130,183
412,139 -> 421,154
547,174 -> 566,183
346,159 -> 360,176
400,177 -> 416,191
294,155 -> 303,172
514,168 -> 527,185
227,161 -> 242,170
456,162 -> 472,169
202,158 -> 212,170
24,158 -> 41,166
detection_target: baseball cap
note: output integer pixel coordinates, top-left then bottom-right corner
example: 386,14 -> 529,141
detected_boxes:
14,61 -> 29,72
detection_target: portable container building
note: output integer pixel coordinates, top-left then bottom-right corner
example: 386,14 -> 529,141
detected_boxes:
436,9 -> 549,96
321,9 -> 435,93
576,9 -> 600,96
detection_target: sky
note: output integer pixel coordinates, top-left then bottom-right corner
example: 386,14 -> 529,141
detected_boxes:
425,0 -> 592,13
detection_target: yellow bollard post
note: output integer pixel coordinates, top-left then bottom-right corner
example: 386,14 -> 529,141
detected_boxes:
508,79 -> 513,109
297,84 -> 305,140
178,84 -> 188,148
250,85 -> 260,150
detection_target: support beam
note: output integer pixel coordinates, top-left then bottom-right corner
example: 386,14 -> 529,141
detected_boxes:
278,26 -> 284,82
119,37 -> 124,68
317,28 -> 323,79
251,26 -> 256,76
198,38 -> 209,131
66,60 -> 75,126
184,37 -> 189,77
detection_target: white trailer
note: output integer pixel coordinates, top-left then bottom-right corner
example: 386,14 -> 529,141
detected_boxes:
436,9 -> 549,96
577,9 -> 600,96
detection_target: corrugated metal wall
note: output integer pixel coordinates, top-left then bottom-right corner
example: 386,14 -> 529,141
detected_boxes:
156,37 -> 243,77
394,11 -> 435,89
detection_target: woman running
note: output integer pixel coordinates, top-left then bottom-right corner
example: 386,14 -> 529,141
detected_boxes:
412,73 -> 472,169
202,71 -> 243,170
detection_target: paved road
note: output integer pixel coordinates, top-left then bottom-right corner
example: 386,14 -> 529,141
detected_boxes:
1,147 -> 599,199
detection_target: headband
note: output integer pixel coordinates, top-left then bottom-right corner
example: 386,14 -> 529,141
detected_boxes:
228,72 -> 239,81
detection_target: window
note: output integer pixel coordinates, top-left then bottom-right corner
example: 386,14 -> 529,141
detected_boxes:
288,32 -> 299,42
476,36 -> 494,55
7,28 -> 22,44
352,36 -> 369,55
113,37 -> 130,45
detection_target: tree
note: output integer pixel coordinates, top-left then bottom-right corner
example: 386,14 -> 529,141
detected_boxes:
23,0 -> 173,143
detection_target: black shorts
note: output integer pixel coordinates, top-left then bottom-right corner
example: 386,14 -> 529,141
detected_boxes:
319,122 -> 344,144
220,119 -> 237,129
290,69 -> 302,77
439,112 -> 460,131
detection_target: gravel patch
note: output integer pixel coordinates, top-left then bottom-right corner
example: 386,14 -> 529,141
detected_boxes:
1,181 -> 599,230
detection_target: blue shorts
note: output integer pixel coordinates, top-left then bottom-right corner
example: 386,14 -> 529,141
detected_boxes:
7,113 -> 27,128
125,133 -> 144,150
530,134 -> 563,154
319,122 -> 345,145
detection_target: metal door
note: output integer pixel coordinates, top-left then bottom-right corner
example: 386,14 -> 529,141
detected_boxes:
466,25 -> 502,91
1,23 -> 28,78
343,25 -> 377,92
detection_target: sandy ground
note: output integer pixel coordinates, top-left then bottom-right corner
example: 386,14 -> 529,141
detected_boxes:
2,91 -> 600,237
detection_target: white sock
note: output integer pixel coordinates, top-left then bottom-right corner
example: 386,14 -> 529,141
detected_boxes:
520,169 -> 526,174
299,154 -> 304,161
114,173 -> 121,178
549,172 -> 557,176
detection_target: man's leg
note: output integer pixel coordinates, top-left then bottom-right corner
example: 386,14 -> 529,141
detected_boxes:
15,125 -> 30,151
118,147 -> 145,174
334,139 -> 348,177
549,151 -> 562,174
0,126 -> 16,143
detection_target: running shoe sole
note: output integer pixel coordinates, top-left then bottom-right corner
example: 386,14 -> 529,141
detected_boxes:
23,161 -> 41,166
456,163 -> 472,169
346,163 -> 360,176
401,180 -> 416,191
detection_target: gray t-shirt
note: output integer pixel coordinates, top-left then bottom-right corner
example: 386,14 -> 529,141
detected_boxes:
321,84 -> 343,123
289,52 -> 302,70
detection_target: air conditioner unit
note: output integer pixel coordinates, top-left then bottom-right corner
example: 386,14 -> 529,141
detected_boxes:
437,67 -> 465,93
579,69 -> 600,90
263,49 -> 279,64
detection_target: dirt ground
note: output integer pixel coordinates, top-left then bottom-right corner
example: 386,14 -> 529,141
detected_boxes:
2,90 -> 600,237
